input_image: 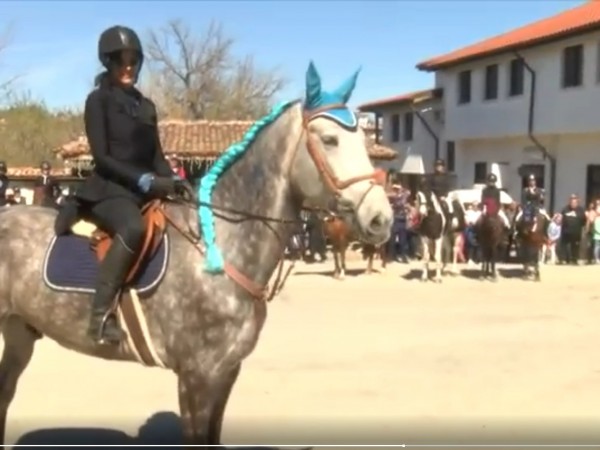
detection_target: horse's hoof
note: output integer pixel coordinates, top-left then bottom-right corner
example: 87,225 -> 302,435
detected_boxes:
434,278 -> 443,284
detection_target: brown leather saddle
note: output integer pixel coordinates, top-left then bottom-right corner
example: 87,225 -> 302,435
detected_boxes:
71,199 -> 167,285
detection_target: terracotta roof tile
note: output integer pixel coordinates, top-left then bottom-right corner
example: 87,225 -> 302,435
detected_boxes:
57,120 -> 394,160
7,167 -> 70,177
417,1 -> 600,71
358,88 -> 441,111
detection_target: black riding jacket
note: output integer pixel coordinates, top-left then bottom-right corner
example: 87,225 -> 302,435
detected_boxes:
429,173 -> 450,198
34,175 -> 60,200
76,83 -> 172,205
481,185 -> 501,206
522,187 -> 543,207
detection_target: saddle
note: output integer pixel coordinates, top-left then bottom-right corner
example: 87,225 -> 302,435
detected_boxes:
70,200 -> 167,284
522,204 -> 537,224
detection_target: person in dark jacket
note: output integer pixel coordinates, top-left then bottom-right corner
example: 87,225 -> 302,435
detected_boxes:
478,173 -> 510,228
560,194 -> 585,264
0,161 -> 8,206
516,173 -> 549,223
429,158 -> 453,215
76,25 -> 188,344
34,161 -> 61,208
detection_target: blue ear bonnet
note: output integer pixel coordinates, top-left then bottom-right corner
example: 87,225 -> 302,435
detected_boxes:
304,61 -> 361,129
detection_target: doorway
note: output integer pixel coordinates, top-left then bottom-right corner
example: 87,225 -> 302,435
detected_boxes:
586,165 -> 600,207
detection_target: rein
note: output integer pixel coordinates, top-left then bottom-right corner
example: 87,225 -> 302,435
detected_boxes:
162,103 -> 379,303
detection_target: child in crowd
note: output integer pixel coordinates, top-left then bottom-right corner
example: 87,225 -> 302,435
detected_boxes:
545,213 -> 562,264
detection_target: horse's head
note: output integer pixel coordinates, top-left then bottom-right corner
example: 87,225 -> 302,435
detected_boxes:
289,62 -> 392,245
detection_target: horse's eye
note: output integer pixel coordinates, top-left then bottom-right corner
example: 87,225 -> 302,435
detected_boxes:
321,135 -> 338,147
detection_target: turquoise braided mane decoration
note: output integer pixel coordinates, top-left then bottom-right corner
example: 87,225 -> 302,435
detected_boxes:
197,99 -> 297,273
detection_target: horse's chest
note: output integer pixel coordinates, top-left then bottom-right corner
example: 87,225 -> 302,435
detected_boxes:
220,295 -> 267,362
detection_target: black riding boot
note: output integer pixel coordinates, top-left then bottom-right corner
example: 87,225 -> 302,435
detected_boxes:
88,237 -> 136,344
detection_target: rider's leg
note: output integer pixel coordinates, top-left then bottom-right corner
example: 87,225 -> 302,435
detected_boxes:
499,209 -> 511,228
88,198 -> 145,343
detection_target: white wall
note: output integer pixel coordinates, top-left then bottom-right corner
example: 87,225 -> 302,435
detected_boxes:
375,98 -> 443,172
456,133 -> 600,209
439,30 -> 600,140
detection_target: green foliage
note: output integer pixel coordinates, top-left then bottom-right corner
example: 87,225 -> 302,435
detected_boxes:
0,92 -> 83,165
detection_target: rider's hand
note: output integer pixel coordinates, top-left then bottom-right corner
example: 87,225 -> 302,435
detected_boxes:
174,178 -> 195,201
150,176 -> 177,198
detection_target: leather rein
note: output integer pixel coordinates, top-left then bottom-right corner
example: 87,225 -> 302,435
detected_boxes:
163,103 -> 379,302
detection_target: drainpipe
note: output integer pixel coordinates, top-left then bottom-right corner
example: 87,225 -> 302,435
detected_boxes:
514,51 -> 557,213
411,103 -> 440,161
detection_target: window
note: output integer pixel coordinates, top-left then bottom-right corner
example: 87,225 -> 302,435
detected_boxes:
484,64 -> 498,100
458,70 -> 471,104
508,58 -> 524,96
563,44 -> 584,88
403,112 -> 413,141
474,162 -> 487,184
390,114 -> 400,142
446,141 -> 455,172
586,165 -> 600,206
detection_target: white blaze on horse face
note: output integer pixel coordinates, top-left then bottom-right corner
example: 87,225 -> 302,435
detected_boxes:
305,117 -> 392,245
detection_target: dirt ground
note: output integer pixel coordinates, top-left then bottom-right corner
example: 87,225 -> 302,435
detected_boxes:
6,258 -> 600,447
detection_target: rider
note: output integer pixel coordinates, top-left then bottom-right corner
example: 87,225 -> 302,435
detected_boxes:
516,173 -> 550,223
35,160 -> 61,207
478,173 -> 510,228
429,158 -> 454,216
0,161 -> 8,206
76,25 -> 188,344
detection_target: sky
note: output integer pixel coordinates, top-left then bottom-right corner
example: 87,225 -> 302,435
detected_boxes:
0,0 -> 584,111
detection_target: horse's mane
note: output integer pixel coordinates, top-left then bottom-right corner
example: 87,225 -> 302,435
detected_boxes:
197,99 -> 301,273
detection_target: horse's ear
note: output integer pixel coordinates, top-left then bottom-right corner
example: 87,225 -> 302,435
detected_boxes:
305,61 -> 322,107
333,66 -> 361,104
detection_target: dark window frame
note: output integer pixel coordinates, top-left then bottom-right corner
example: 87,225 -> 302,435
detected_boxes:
403,112 -> 414,141
390,113 -> 400,142
474,162 -> 487,184
458,70 -> 471,104
484,64 -> 498,100
446,141 -> 455,172
562,44 -> 584,88
508,58 -> 524,97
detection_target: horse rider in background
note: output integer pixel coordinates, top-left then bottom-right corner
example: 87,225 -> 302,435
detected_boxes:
35,161 -> 62,208
429,159 -> 454,216
515,173 -> 550,226
478,173 -> 511,228
0,161 -> 8,206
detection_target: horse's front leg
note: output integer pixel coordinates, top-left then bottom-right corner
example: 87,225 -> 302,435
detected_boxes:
208,364 -> 242,445
177,371 -> 216,445
421,238 -> 429,282
380,245 -> 387,271
534,245 -> 542,282
332,249 -> 341,279
339,246 -> 347,279
433,237 -> 443,283
490,245 -> 498,281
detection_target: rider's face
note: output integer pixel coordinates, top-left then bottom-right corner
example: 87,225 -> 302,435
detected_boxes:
112,50 -> 139,87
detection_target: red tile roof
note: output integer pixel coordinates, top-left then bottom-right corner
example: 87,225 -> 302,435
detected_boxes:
57,120 -> 396,161
417,1 -> 600,71
358,88 -> 441,111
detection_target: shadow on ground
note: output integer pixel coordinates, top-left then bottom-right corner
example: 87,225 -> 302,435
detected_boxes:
293,268 -> 365,278
14,411 -> 305,449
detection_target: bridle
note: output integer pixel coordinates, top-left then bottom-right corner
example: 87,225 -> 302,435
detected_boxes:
163,102 -> 381,302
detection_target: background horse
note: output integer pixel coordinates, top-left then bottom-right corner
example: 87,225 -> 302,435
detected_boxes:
515,207 -> 549,281
0,63 -> 393,445
442,197 -> 467,275
415,189 -> 446,282
322,214 -> 387,279
477,198 -> 504,280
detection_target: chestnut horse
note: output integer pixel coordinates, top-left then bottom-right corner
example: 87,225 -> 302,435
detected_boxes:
476,198 -> 504,280
322,214 -> 387,279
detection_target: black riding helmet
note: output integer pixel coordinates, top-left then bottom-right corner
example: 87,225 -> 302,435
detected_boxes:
487,173 -> 497,184
40,160 -> 51,172
0,161 -> 6,175
527,173 -> 536,183
98,25 -> 144,80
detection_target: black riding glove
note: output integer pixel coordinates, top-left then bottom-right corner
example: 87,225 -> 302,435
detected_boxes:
149,176 -> 177,198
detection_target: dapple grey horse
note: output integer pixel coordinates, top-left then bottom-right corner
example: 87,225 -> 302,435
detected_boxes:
0,63 -> 392,445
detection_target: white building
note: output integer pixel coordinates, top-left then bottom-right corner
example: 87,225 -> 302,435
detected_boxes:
360,1 -> 600,212
359,89 -> 444,174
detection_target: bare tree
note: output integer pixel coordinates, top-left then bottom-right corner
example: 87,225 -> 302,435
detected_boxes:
144,19 -> 286,120
0,23 -> 18,103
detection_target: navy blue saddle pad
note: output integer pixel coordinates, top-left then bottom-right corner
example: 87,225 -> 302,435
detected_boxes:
42,233 -> 169,294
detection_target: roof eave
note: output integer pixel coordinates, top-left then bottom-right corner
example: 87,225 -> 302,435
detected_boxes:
416,24 -> 600,72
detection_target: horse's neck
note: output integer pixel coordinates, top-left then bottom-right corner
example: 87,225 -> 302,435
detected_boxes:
212,105 -> 303,287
